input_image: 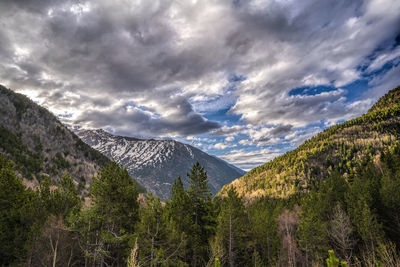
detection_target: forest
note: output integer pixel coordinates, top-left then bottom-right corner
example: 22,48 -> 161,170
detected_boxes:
221,86 -> 400,200
2,141 -> 400,266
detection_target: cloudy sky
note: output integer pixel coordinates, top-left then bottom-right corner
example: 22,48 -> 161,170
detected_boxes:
1,0 -> 400,171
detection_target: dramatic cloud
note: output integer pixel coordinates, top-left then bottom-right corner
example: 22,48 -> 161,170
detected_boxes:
1,0 -> 399,169
75,95 -> 220,137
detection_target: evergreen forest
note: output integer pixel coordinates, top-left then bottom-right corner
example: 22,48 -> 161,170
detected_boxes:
2,147 -> 400,266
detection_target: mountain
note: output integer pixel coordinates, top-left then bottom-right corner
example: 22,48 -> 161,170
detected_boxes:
0,85 -> 145,194
220,85 -> 400,200
76,129 -> 245,200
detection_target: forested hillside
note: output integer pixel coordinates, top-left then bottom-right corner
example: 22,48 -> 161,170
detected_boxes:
221,85 -> 400,200
0,85 -> 144,194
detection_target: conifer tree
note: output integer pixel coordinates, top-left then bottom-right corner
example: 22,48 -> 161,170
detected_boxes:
50,172 -> 81,220
164,176 -> 191,263
136,194 -> 167,266
77,162 -> 139,266
0,155 -> 41,265
215,187 -> 248,266
298,172 -> 348,263
167,176 -> 191,235
248,199 -> 281,266
345,165 -> 384,259
186,162 -> 215,267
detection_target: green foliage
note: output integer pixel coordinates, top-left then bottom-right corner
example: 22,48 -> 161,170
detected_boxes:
0,127 -> 43,178
2,141 -> 400,266
162,164 -> 218,266
248,198 -> 281,266
326,250 -> 348,267
135,194 -> 167,265
369,86 -> 400,113
52,152 -> 70,169
77,162 -> 139,266
91,162 -> 139,231
74,137 -> 110,167
214,187 -> 249,266
298,172 -> 348,261
252,249 -> 264,267
215,257 -> 221,267
379,144 -> 400,243
345,164 -> 384,248
0,155 -> 31,264
187,162 -> 216,266
0,155 -> 44,265
166,176 -> 192,233
50,172 -> 81,219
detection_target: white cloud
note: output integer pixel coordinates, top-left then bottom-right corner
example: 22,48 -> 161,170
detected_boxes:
367,46 -> 400,73
239,139 -> 253,146
214,142 -> 228,150
220,148 -> 283,171
225,136 -> 235,142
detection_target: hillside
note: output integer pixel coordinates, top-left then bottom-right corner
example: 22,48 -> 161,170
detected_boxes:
220,85 -> 400,200
76,129 -> 245,199
0,85 -> 145,194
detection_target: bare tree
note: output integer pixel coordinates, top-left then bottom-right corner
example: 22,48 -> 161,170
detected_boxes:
278,206 -> 302,267
328,203 -> 356,264
29,216 -> 82,267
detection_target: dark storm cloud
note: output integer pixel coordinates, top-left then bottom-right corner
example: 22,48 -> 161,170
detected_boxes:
0,0 -> 226,136
76,97 -> 221,137
270,124 -> 293,136
0,0 -> 399,148
0,0 -> 56,14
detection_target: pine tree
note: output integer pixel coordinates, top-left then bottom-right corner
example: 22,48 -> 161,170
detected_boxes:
77,162 -> 139,266
50,172 -> 81,220
248,199 -> 281,266
136,194 -> 167,266
215,187 -> 249,266
298,172 -> 348,263
165,176 -> 191,263
345,166 -> 384,261
186,162 -> 215,267
0,155 -> 41,265
167,176 -> 191,234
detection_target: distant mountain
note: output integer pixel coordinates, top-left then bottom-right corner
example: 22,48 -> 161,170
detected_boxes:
0,85 -> 144,194
220,85 -> 400,200
76,129 -> 245,200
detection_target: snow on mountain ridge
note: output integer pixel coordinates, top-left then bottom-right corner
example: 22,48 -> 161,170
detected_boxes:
76,128 -> 245,200
80,129 -> 178,171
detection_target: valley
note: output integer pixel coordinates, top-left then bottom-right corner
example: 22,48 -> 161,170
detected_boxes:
2,85 -> 400,266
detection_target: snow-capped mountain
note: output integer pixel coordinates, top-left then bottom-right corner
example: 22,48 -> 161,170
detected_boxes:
76,129 -> 245,200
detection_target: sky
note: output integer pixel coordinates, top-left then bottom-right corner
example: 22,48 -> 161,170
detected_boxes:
1,0 -> 400,171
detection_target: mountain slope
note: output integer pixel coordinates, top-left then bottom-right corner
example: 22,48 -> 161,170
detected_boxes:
76,129 -> 245,200
0,85 -> 145,194
220,85 -> 400,200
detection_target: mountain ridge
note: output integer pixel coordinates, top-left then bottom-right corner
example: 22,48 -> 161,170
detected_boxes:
0,85 -> 145,194
220,85 -> 400,200
76,128 -> 245,200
